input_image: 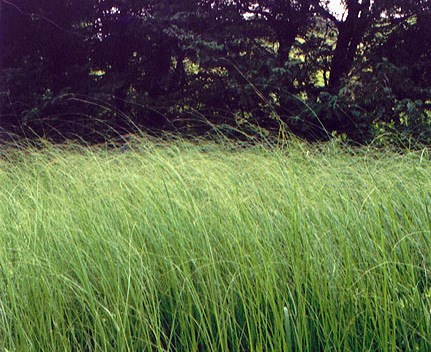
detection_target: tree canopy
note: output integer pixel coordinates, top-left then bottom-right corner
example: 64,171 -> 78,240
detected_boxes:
0,0 -> 430,143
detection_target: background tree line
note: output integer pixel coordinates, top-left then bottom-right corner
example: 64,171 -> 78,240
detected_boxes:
0,0 -> 430,143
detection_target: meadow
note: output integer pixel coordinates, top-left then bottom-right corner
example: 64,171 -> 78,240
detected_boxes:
0,138 -> 430,351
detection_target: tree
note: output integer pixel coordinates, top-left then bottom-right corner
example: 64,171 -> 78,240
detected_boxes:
215,1 -> 314,64
354,0 -> 431,142
0,0 -> 96,138
0,0 -> 429,143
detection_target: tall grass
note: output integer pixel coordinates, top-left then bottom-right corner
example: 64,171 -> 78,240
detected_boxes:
0,139 -> 430,351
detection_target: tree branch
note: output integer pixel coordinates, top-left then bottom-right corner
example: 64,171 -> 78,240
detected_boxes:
309,0 -> 341,26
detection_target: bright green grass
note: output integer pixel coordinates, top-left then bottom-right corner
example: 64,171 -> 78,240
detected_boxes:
0,139 -> 430,351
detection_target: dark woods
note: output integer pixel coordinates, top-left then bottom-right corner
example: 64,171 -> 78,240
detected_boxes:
0,0 -> 430,143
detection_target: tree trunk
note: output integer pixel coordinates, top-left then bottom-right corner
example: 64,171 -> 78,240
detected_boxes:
276,26 -> 298,65
274,3 -> 311,66
329,0 -> 370,91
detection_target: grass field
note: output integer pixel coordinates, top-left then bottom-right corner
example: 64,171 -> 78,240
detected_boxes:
0,138 -> 430,351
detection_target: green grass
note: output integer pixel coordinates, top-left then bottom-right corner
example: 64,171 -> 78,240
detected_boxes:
0,138 -> 430,351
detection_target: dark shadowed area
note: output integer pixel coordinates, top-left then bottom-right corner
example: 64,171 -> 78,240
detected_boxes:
0,0 -> 430,144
